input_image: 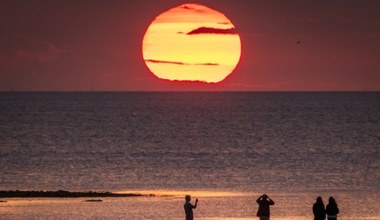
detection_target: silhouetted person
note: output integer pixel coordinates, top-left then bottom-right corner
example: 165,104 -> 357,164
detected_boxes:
326,197 -> 339,220
256,194 -> 274,220
184,195 -> 198,220
313,196 -> 326,220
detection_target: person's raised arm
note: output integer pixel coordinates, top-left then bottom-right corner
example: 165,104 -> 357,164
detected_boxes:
193,198 -> 198,208
267,197 -> 275,205
256,195 -> 262,204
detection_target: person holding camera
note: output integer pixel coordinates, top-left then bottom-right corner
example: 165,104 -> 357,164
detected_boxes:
256,194 -> 275,220
184,195 -> 198,220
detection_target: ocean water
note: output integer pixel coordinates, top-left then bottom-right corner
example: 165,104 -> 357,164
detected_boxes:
0,92 -> 379,219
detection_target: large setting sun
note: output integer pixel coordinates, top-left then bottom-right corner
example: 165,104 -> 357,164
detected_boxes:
142,3 -> 241,83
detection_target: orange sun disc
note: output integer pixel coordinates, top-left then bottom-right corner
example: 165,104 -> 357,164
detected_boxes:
142,3 -> 241,83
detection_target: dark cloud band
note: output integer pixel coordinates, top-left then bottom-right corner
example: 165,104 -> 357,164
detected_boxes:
145,59 -> 186,65
145,59 -> 219,66
187,27 -> 237,35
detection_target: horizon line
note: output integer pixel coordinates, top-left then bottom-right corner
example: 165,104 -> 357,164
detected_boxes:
0,90 -> 378,93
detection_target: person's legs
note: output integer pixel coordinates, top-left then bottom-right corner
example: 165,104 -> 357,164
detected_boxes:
259,217 -> 269,220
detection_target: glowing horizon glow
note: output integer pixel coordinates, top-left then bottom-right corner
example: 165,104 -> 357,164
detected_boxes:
142,3 -> 241,83
116,190 -> 254,198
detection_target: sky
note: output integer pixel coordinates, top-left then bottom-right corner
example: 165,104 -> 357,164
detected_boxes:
0,0 -> 379,91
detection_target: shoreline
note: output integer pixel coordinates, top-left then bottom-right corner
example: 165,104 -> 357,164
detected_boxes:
0,190 -> 146,198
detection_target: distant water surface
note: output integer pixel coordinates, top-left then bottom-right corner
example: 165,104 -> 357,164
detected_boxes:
0,92 -> 379,219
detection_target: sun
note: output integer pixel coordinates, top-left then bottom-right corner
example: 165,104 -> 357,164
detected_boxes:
142,3 -> 241,83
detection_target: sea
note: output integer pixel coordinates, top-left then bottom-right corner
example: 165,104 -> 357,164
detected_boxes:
0,92 -> 379,219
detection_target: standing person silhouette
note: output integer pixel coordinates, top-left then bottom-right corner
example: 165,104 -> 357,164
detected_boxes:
326,197 -> 339,220
313,196 -> 326,220
256,194 -> 275,220
184,195 -> 198,220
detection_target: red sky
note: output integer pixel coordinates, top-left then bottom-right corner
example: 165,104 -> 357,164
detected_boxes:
1,0 -> 379,91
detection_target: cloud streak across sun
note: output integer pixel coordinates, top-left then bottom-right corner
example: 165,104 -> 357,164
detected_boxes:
142,3 -> 241,83
186,27 -> 237,35
145,59 -> 219,66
